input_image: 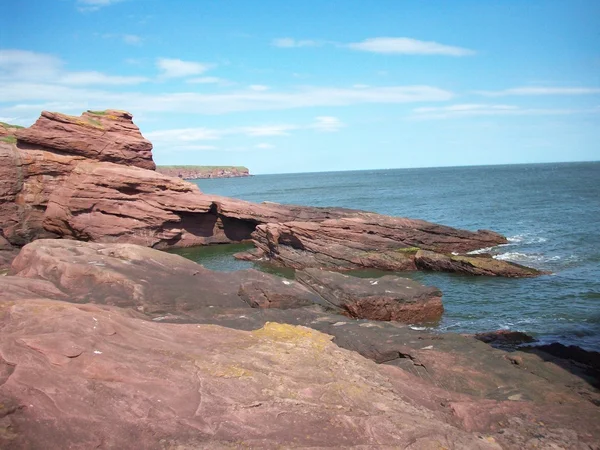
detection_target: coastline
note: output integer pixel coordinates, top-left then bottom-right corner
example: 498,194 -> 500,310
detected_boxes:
156,165 -> 250,180
1,110 -> 598,448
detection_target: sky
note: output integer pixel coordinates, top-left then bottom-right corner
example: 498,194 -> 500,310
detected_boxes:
1,0 -> 599,174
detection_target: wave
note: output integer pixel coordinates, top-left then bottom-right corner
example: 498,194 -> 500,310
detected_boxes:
507,234 -> 548,244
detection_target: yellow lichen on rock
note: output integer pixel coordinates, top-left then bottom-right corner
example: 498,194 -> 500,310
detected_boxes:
252,322 -> 333,351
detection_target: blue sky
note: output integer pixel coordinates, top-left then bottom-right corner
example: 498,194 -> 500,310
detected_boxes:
1,0 -> 599,174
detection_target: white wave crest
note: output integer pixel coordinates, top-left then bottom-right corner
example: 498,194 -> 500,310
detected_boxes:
493,252 -> 561,263
507,234 -> 548,244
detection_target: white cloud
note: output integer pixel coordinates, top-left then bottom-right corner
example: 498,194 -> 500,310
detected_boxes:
0,50 -> 62,81
77,0 -> 123,12
123,34 -> 142,45
145,128 -> 222,142
101,33 -> 143,45
0,50 -> 147,87
156,58 -> 211,78
272,38 -> 320,48
255,143 -> 275,149
475,87 -> 600,97
411,103 -> 598,119
311,116 -> 345,132
187,76 -> 229,84
249,84 -> 269,91
0,83 -> 454,114
348,37 -> 475,56
59,71 -> 148,85
241,125 -> 297,136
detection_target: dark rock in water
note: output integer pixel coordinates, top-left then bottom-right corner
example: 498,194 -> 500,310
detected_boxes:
414,249 -> 543,278
296,268 -> 443,323
474,330 -> 537,349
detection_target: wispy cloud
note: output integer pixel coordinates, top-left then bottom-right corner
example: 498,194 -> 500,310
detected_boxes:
77,0 -> 124,12
347,37 -> 475,56
411,103 -> 599,119
272,38 -> 321,48
0,81 -> 453,115
475,87 -> 600,97
59,71 -> 148,85
311,116 -> 345,132
249,84 -> 269,91
156,58 -> 212,78
0,50 -> 148,86
101,33 -> 143,45
241,124 -> 297,136
187,76 -> 230,85
255,143 -> 275,149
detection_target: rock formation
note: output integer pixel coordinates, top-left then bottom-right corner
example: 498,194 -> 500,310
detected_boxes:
248,217 -> 542,276
1,240 -> 599,449
0,108 -> 543,282
156,165 -> 250,179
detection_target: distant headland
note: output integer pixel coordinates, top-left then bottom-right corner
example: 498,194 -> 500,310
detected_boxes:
156,165 -> 250,180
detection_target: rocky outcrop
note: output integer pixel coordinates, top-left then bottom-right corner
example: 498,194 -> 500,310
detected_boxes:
296,268 -> 444,322
2,240 -> 599,449
0,110 -> 154,248
414,249 -> 543,278
41,161 -> 371,248
1,109 -> 542,279
249,217 -> 542,277
156,165 -> 250,179
15,110 -> 155,170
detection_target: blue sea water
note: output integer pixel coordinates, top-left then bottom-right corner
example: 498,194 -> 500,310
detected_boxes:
185,162 -> 600,350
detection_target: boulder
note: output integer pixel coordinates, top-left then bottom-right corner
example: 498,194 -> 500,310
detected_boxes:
296,268 -> 443,323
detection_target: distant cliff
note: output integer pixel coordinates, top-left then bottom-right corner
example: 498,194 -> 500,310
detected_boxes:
156,165 -> 250,180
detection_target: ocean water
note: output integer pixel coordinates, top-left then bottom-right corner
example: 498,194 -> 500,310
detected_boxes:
178,162 -> 600,350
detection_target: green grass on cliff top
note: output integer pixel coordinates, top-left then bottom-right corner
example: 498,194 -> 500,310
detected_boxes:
157,165 -> 249,171
0,121 -> 24,129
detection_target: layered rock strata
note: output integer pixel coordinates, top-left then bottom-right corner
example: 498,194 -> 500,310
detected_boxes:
249,218 -> 541,276
0,109 -> 542,278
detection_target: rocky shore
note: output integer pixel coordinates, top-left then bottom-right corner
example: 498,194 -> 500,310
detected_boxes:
156,165 -> 250,180
0,110 -> 598,448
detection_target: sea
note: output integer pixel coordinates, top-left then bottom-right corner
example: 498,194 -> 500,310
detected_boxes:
173,162 -> 600,351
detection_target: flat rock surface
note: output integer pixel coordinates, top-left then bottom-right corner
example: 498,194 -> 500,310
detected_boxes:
296,268 -> 444,323
2,240 -> 599,448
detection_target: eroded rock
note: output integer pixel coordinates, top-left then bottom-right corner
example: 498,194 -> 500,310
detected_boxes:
296,268 -> 444,323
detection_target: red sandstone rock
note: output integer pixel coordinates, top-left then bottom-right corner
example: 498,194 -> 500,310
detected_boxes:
296,268 -> 444,323
414,249 -> 542,277
15,110 -> 155,170
41,161 -> 371,248
1,110 -> 154,249
249,217 -> 540,277
2,240 -> 599,449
